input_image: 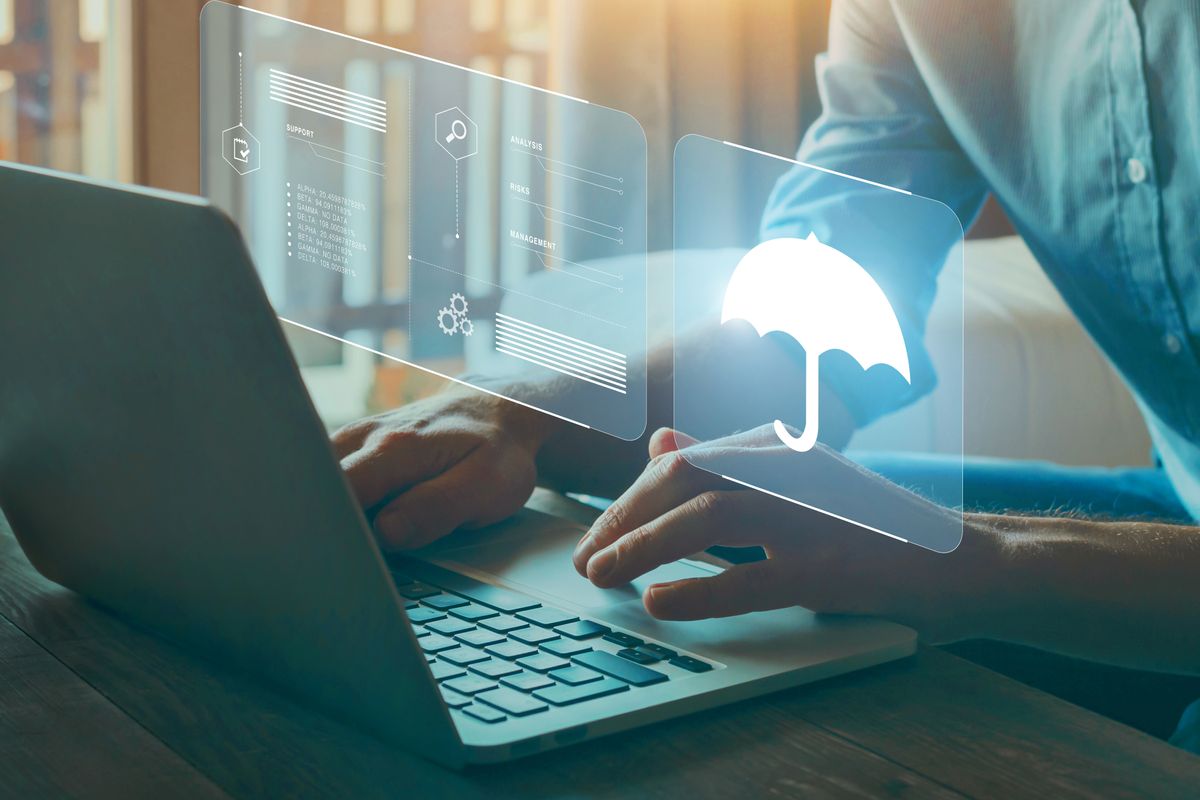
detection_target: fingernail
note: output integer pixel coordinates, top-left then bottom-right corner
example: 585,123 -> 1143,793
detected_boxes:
573,534 -> 592,561
588,547 -> 617,582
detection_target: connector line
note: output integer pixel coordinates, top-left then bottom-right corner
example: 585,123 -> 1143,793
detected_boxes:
276,316 -> 591,431
510,147 -> 624,194
237,51 -> 244,124
512,196 -> 623,245
286,135 -> 384,177
510,243 -> 623,293
408,255 -> 625,330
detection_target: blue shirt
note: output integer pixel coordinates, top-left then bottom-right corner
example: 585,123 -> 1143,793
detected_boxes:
763,0 -> 1200,519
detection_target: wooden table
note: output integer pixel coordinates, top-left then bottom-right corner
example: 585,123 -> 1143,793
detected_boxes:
2,501 -> 1199,800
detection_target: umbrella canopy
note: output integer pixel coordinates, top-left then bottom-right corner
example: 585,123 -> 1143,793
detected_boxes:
721,233 -> 911,452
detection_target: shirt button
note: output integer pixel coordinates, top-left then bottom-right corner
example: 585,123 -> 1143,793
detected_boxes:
1127,157 -> 1148,184
1164,333 -> 1183,354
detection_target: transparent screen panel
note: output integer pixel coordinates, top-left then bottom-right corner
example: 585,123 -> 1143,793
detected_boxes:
674,135 -> 964,552
201,2 -> 647,439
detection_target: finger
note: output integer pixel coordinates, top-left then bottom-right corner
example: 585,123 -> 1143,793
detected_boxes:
330,418 -> 373,460
341,430 -> 476,510
372,449 -> 530,550
586,490 -> 763,588
647,427 -> 700,459
642,561 -> 793,620
572,448 -> 726,576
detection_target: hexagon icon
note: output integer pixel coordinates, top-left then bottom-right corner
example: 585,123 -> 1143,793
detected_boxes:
222,124 -> 261,175
435,107 -> 478,161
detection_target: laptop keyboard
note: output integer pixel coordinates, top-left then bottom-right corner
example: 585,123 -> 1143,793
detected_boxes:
388,560 -> 717,725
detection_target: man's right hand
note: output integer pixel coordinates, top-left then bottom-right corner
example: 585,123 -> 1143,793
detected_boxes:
332,386 -> 556,551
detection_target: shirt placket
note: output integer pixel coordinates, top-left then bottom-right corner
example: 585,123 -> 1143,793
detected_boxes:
1110,0 -> 1197,434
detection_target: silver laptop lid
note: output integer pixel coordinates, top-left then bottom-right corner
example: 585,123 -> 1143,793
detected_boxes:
0,162 -> 463,766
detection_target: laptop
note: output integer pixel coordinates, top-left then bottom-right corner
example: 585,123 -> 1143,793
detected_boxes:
0,161 -> 915,768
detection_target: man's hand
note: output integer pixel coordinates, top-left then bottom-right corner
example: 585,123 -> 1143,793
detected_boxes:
573,426 -> 997,642
333,386 -> 556,550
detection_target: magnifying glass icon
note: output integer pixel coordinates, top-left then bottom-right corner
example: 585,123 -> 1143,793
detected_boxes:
445,119 -> 467,143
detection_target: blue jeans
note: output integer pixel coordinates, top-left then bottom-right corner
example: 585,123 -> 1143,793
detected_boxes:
860,454 -> 1199,754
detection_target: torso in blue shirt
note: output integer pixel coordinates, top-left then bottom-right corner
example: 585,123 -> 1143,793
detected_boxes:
763,0 -> 1200,517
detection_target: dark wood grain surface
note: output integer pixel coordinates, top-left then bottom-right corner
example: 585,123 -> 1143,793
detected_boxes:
1,499 -> 1198,799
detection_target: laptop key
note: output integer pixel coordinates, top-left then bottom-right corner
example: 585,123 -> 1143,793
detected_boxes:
478,615 -> 528,634
398,582 -> 440,600
500,671 -> 555,693
602,631 -> 643,648
533,677 -> 629,706
439,646 -> 489,666
510,627 -> 559,646
541,639 -> 591,658
455,629 -> 505,648
448,603 -> 499,622
617,647 -> 660,665
407,607 -> 446,625
639,643 -> 678,660
475,687 -> 549,717
485,641 -> 538,661
554,620 -> 610,640
429,660 -> 467,681
462,704 -> 506,724
516,653 -> 571,673
435,580 -> 541,614
469,659 -> 522,680
439,686 -> 472,709
419,634 -> 459,654
517,607 -> 579,628
548,665 -> 603,686
403,600 -> 419,609
669,656 -> 714,673
423,594 -> 469,611
444,674 -> 498,696
574,650 -> 669,687
426,618 -> 474,636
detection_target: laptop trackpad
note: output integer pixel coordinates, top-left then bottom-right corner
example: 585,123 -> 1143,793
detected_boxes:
419,508 -> 715,612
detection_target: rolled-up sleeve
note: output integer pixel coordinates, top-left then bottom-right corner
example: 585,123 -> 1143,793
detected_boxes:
761,0 -> 988,426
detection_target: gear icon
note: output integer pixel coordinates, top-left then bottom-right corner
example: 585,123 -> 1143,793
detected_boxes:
449,292 -> 469,317
437,307 -> 459,335
459,318 -> 474,337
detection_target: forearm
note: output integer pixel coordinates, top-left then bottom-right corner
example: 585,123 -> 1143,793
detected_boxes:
969,513 -> 1200,675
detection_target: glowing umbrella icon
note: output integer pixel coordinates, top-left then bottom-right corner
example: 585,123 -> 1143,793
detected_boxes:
721,233 -> 911,453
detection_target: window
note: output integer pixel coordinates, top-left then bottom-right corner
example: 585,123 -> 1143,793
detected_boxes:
0,0 -> 132,178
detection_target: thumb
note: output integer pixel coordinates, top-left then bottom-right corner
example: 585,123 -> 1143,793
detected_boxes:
648,427 -> 700,459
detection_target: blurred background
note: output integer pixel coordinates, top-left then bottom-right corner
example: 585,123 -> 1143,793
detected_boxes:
0,0 -> 1152,468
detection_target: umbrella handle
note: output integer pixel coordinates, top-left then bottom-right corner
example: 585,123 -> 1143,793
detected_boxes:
774,351 -> 820,453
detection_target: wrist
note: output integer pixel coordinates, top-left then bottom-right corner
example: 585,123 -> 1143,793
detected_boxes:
443,375 -> 564,453
923,513 -> 1012,642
